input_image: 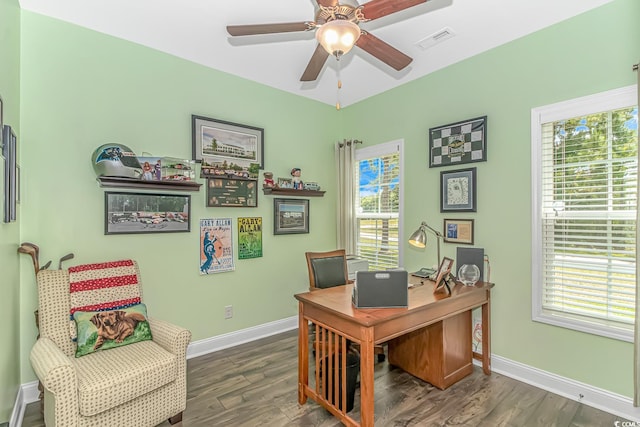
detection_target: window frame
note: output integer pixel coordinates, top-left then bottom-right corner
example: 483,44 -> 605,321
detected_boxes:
531,85 -> 638,342
355,139 -> 404,269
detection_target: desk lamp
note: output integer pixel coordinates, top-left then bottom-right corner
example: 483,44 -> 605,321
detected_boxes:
408,221 -> 444,267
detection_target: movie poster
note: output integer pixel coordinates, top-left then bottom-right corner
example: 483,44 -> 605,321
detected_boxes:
238,217 -> 262,259
199,218 -> 234,275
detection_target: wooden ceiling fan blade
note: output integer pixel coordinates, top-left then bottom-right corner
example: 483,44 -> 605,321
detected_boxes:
360,0 -> 428,21
316,0 -> 339,7
227,22 -> 314,36
300,44 -> 330,82
356,31 -> 412,71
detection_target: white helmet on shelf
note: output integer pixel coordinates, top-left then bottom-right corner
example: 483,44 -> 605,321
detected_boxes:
91,143 -> 143,179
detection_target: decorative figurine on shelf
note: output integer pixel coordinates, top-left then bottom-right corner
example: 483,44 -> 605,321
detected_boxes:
263,171 -> 275,188
291,168 -> 303,190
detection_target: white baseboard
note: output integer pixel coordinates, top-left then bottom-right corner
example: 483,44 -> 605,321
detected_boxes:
9,381 -> 36,427
478,355 -> 640,422
186,315 -> 298,359
13,318 -> 640,425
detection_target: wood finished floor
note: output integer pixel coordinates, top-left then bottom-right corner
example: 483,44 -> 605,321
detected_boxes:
22,329 -> 630,426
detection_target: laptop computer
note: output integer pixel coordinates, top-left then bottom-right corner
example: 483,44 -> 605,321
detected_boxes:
352,270 -> 409,308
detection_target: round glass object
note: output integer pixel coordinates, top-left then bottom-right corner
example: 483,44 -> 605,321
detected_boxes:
458,264 -> 480,286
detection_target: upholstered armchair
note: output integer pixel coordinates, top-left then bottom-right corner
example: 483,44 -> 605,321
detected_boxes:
30,260 -> 191,427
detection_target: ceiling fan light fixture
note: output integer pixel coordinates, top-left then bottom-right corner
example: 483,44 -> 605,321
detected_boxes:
316,20 -> 361,57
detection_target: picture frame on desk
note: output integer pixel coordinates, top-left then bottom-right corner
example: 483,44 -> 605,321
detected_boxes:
433,257 -> 454,294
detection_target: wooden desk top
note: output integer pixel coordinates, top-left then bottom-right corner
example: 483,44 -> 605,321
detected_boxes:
295,278 -> 494,329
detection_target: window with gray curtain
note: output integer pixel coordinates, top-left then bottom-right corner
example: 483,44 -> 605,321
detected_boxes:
355,140 -> 404,270
532,86 -> 638,341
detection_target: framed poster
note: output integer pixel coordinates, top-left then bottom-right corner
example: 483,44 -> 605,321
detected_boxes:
104,192 -> 190,235
200,218 -> 235,274
206,178 -> 258,207
274,198 -> 309,235
440,167 -> 477,212
191,115 -> 264,169
443,219 -> 474,244
429,116 -> 487,167
238,217 -> 263,259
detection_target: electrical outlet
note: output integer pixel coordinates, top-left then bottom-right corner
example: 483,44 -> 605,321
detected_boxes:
224,305 -> 233,319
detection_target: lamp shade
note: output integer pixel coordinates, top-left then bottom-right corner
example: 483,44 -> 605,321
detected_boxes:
408,224 -> 427,248
315,20 -> 361,56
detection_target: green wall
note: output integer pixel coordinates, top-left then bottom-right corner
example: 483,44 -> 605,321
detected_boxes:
340,0 -> 639,397
17,12 -> 339,384
0,0 -> 638,422
0,0 -> 21,422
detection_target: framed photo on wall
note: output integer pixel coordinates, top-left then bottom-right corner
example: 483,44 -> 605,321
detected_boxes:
191,115 -> 264,169
443,218 -> 474,244
104,192 -> 191,235
440,167 -> 477,212
273,198 -> 309,235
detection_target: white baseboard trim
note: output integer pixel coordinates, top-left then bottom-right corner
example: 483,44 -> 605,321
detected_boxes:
14,320 -> 640,425
186,315 -> 298,360
10,381 -> 37,427
479,355 -> 640,422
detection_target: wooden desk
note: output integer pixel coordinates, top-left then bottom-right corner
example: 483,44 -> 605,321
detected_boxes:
295,278 -> 493,427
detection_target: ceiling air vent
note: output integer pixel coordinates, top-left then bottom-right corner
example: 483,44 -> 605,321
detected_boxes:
415,27 -> 455,50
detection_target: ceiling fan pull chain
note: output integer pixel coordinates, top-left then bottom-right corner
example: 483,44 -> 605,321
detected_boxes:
336,56 -> 342,110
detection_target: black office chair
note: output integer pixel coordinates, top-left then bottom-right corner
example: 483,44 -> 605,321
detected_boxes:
305,249 -> 350,290
305,250 -> 385,362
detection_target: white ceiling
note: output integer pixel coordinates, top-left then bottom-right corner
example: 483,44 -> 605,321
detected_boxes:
18,0 -> 614,107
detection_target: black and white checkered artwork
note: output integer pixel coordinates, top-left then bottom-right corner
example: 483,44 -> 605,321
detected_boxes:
429,116 -> 487,167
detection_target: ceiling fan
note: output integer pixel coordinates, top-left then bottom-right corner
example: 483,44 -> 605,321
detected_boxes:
227,0 -> 429,82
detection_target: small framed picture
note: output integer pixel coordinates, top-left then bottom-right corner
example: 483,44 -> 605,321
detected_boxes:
433,257 -> 454,293
443,219 -> 474,245
440,167 -> 476,212
277,177 -> 293,189
274,198 -> 309,235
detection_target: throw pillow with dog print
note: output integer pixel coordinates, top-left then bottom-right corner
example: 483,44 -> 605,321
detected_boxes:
73,303 -> 152,357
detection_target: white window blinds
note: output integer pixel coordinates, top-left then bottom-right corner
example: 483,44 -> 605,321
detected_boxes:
533,86 -> 638,339
355,141 -> 403,270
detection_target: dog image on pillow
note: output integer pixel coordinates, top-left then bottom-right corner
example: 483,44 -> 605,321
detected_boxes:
90,310 -> 147,350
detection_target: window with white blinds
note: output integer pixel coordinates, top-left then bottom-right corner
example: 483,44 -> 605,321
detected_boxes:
532,86 -> 638,341
355,140 -> 403,270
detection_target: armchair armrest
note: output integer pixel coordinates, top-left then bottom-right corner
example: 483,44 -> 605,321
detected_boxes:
30,337 -> 80,425
148,317 -> 191,357
30,337 -> 77,393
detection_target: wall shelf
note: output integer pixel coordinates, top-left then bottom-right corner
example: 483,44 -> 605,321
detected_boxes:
97,176 -> 202,192
262,187 -> 325,197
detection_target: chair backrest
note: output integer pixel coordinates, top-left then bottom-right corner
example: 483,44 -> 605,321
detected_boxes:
305,249 -> 349,290
36,259 -> 143,357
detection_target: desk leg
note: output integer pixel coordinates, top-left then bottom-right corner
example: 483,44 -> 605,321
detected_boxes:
360,327 -> 375,427
298,302 -> 308,404
481,298 -> 491,375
